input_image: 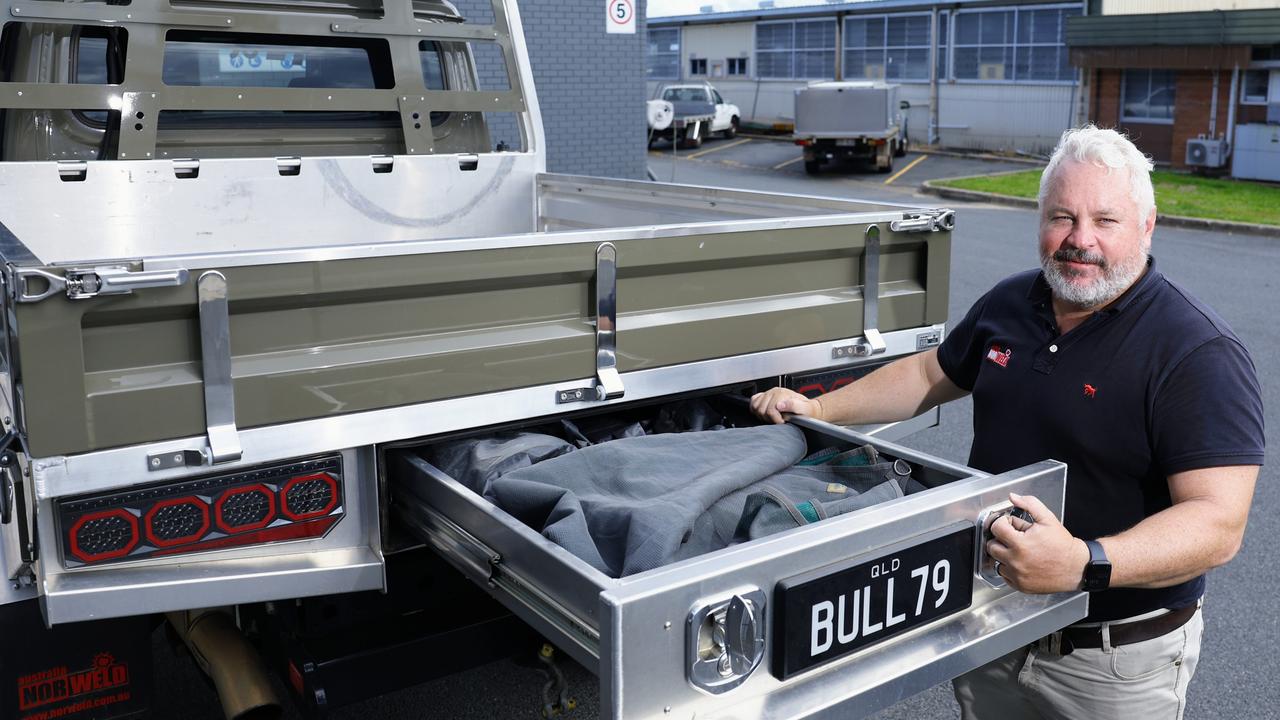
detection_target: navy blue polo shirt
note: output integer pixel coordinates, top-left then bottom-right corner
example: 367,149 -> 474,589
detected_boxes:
937,258 -> 1265,622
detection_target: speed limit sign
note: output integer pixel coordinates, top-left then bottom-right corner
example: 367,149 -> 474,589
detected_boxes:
606,0 -> 635,34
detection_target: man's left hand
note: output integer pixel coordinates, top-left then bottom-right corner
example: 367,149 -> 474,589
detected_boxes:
987,492 -> 1090,594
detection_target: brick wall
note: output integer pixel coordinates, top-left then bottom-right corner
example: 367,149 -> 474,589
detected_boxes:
1090,68 -> 1237,169
1093,69 -> 1122,129
1170,70 -> 1231,170
453,0 -> 648,179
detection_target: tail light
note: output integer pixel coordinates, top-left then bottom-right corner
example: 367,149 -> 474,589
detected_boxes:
794,139 -> 811,147
59,456 -> 343,568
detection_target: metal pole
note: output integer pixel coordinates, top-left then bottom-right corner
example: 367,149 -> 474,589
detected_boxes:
1226,65 -> 1239,156
1209,69 -> 1220,137
929,7 -> 940,145
671,119 -> 679,182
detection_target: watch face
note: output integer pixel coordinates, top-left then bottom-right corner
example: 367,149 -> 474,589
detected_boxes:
1084,562 -> 1112,592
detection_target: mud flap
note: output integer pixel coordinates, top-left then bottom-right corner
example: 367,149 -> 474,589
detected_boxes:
0,599 -> 152,720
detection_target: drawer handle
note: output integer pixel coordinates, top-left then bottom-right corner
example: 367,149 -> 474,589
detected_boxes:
687,588 -> 767,694
726,593 -> 765,676
975,502 -> 1035,589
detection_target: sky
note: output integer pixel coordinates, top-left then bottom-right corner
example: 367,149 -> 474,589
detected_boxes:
647,0 -> 838,19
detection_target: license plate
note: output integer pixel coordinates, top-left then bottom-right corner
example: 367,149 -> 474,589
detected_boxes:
773,526 -> 974,679
835,138 -> 862,146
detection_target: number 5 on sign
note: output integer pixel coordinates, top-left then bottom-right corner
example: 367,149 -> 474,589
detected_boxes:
606,0 -> 635,34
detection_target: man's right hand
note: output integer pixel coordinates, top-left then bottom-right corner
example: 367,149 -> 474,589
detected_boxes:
749,387 -> 824,425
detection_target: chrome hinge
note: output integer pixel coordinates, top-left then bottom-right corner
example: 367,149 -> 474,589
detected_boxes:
14,266 -> 190,303
557,243 -> 625,404
833,225 -> 887,360
890,209 -> 956,233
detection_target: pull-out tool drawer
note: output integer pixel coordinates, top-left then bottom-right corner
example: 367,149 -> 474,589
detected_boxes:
391,410 -> 1086,719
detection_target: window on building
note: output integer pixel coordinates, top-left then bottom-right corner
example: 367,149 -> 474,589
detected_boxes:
1242,69 -> 1271,104
756,19 -> 835,79
1251,44 -> 1280,63
953,5 -> 1079,83
1014,7 -> 1075,81
844,12 -> 946,82
647,27 -> 680,80
1121,69 -> 1176,123
727,57 -> 748,76
690,57 -> 707,76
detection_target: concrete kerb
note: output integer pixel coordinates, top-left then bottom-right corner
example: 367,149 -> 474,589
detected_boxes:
921,175 -> 1280,239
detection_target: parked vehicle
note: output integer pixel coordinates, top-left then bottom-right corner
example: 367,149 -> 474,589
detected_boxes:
0,2 -> 1084,719
650,82 -> 740,147
794,81 -> 909,174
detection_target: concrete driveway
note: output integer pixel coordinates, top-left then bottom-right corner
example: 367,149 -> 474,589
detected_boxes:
647,136 -> 1036,190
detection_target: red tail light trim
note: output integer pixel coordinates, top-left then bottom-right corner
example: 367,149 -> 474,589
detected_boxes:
59,455 -> 344,568
68,509 -> 140,563
144,497 -> 211,548
280,473 -> 340,522
153,516 -> 340,558
214,484 -> 277,534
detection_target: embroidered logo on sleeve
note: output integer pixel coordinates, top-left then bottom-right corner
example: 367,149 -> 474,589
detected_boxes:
1083,384 -> 1097,398
985,345 -> 1012,368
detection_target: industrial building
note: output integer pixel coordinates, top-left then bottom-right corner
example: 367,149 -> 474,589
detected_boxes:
647,0 -> 1088,156
1067,1 -> 1280,180
647,0 -> 1280,177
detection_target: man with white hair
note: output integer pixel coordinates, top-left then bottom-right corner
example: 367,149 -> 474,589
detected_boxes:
750,125 -> 1263,718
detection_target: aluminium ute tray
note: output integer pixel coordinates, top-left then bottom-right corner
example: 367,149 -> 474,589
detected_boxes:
0,167 -> 952,461
388,393 -> 1087,720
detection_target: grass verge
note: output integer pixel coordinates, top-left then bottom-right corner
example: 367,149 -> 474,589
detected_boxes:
934,169 -> 1280,227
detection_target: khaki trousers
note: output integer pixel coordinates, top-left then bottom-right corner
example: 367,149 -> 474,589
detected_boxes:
953,605 -> 1203,720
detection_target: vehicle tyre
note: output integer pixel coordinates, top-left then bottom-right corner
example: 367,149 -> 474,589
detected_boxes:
878,154 -> 894,173
724,117 -> 739,139
804,159 -> 820,175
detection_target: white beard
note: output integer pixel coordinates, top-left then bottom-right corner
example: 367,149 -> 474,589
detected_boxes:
1040,242 -> 1149,309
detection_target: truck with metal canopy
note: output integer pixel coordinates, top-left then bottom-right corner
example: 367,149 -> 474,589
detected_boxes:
0,1 -> 1084,718
794,81 -> 909,175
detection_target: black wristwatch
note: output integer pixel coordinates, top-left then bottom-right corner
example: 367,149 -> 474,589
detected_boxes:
1081,539 -> 1112,592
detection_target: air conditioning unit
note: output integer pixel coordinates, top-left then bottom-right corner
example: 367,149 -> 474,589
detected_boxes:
1185,138 -> 1229,168
978,63 -> 1005,80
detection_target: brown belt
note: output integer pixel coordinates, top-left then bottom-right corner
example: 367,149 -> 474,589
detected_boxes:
1063,604 -> 1198,649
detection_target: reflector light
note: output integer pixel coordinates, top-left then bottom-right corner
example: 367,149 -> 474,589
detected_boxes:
281,473 -> 339,521
60,456 -> 343,568
145,497 -> 210,547
215,484 -> 276,533
69,509 -> 140,563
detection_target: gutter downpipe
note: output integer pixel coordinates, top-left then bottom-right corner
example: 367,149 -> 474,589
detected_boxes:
1226,64 -> 1239,159
1209,70 -> 1219,137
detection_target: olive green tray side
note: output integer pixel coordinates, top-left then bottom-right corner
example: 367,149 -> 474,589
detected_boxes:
13,224 -> 949,457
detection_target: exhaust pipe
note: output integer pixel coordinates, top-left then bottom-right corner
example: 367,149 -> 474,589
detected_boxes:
167,609 -> 283,720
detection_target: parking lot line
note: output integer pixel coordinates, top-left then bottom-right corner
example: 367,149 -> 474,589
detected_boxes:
772,156 -> 804,170
883,154 -> 927,185
684,137 -> 752,159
